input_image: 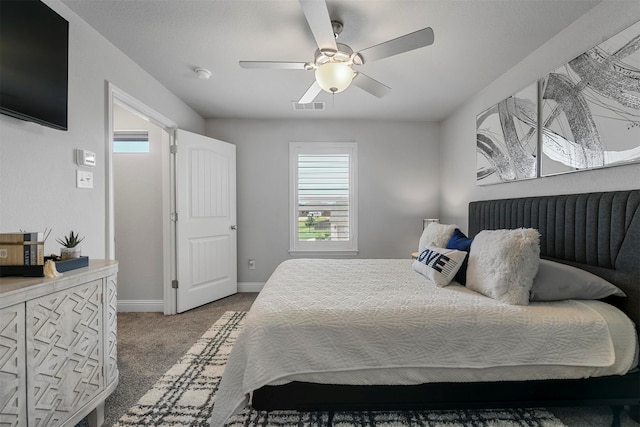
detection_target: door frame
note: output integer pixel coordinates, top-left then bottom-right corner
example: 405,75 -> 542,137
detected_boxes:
106,82 -> 178,315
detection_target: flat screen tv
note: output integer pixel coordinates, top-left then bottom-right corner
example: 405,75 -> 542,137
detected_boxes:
0,0 -> 69,131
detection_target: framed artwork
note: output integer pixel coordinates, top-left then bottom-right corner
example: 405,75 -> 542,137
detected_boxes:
476,81 -> 538,185
539,20 -> 640,176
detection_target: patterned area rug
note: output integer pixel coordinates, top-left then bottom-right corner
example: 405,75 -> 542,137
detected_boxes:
114,311 -> 566,427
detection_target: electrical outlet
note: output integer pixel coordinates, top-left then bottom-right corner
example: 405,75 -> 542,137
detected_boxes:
248,259 -> 255,270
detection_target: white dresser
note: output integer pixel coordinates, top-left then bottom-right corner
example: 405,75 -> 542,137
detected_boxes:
0,260 -> 118,427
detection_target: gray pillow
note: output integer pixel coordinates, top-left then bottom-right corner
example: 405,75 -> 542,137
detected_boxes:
530,259 -> 626,301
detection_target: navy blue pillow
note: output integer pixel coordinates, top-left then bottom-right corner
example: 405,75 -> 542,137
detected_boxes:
446,228 -> 473,285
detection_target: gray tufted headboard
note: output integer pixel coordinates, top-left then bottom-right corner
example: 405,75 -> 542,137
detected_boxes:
468,190 -> 640,337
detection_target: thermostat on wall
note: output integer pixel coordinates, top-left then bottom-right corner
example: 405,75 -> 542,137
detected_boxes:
76,149 -> 96,167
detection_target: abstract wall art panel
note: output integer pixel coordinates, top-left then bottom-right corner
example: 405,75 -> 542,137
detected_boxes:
540,20 -> 640,176
476,81 -> 538,185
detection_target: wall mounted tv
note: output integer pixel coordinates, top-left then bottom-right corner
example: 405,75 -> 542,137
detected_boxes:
0,0 -> 69,131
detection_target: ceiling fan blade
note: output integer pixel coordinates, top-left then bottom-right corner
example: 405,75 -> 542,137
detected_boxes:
298,81 -> 322,104
352,73 -> 391,98
357,27 -> 434,64
240,61 -> 308,70
299,0 -> 338,52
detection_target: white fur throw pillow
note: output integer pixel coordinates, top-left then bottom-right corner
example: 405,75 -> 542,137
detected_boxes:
412,245 -> 467,287
418,223 -> 458,251
466,228 -> 540,305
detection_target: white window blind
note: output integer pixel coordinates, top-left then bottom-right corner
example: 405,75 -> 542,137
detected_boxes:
290,142 -> 358,254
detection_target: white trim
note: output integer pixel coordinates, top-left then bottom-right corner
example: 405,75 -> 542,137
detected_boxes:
289,250 -> 358,257
238,282 -> 265,293
117,300 -> 164,312
106,82 -> 178,315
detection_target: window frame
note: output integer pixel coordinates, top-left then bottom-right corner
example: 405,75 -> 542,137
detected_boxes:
289,142 -> 358,256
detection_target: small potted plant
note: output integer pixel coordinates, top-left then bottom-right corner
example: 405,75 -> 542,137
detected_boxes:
56,231 -> 84,260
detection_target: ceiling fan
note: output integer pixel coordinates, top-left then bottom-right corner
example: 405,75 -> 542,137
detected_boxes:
240,0 -> 434,104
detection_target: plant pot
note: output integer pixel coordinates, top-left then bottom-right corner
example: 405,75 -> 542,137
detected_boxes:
60,247 -> 81,260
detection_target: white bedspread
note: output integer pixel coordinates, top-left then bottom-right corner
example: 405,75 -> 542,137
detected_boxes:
211,259 -> 637,426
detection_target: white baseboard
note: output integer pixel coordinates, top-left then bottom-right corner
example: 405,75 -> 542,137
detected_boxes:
117,299 -> 164,312
238,282 -> 264,293
118,285 -> 261,312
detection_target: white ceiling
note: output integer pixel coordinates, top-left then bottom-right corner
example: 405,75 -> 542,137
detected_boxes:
62,0 -> 601,121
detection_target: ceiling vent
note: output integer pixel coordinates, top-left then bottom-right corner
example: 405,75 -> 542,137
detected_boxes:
292,101 -> 325,111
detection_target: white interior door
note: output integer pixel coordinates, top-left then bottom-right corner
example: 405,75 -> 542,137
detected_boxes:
175,129 -> 237,313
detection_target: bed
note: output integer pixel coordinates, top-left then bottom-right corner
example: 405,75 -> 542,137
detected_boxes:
211,190 -> 640,426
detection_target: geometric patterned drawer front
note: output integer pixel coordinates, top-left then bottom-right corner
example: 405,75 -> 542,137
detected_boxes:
105,274 -> 118,386
0,303 -> 26,427
26,280 -> 103,427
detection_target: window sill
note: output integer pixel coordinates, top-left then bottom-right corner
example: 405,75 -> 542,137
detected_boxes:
289,249 -> 359,257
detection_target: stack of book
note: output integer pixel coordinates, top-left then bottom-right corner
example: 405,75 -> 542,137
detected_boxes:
0,232 -> 45,276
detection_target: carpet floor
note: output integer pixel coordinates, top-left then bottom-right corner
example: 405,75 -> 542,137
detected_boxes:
80,293 -> 635,426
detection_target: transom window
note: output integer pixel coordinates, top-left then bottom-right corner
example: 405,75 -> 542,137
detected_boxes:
289,142 -> 358,255
113,130 -> 149,153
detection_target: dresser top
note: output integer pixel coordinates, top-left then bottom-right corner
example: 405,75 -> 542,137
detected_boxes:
0,259 -> 118,308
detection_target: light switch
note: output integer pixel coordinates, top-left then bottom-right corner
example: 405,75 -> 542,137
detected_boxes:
76,170 -> 94,189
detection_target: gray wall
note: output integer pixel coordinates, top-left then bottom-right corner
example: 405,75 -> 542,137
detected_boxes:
440,0 -> 640,232
206,119 -> 440,283
113,105 -> 165,301
0,0 -> 204,258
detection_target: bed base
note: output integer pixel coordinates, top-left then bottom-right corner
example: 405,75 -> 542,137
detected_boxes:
253,372 -> 640,425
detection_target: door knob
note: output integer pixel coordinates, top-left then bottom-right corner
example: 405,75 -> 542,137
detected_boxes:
231,225 -> 238,230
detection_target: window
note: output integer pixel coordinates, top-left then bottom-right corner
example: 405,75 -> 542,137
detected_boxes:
113,130 -> 149,153
290,142 -> 358,255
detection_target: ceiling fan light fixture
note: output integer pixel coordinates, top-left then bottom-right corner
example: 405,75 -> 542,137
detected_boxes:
315,62 -> 354,94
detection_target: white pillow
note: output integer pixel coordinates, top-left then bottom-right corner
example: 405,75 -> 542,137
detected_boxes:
530,259 -> 626,301
412,245 -> 467,287
418,223 -> 458,251
466,228 -> 540,305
